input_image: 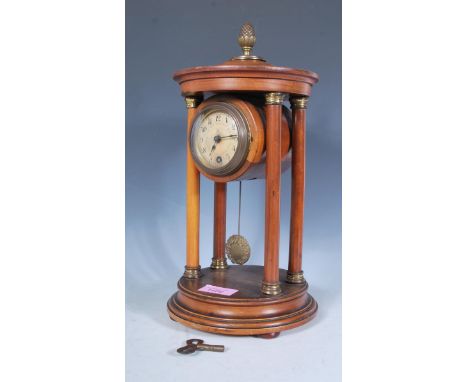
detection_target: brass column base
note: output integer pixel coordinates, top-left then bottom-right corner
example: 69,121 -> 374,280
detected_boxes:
210,258 -> 228,270
261,281 -> 282,295
183,265 -> 202,279
286,271 -> 306,284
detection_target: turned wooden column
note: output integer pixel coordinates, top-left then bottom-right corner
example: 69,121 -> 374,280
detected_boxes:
184,95 -> 203,278
287,96 -> 309,283
262,92 -> 286,295
211,182 -> 228,269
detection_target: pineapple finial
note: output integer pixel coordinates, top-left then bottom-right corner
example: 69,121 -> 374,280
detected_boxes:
232,22 -> 265,61
238,22 -> 256,56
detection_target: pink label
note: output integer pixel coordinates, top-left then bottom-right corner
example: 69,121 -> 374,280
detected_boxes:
198,284 -> 239,296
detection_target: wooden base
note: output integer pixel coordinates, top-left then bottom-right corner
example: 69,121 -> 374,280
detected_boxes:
167,265 -> 317,336
254,332 -> 281,339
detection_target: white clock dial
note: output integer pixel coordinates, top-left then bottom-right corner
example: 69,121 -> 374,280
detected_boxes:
194,112 -> 238,169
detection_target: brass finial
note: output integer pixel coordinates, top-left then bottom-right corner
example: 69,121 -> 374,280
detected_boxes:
232,22 -> 265,61
238,22 -> 256,56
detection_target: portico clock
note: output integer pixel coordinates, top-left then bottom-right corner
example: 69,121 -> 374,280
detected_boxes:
167,22 -> 319,338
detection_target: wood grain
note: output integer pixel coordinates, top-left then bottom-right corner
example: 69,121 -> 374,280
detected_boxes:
186,106 -> 200,269
212,182 -> 227,264
288,106 -> 306,276
167,265 -> 318,336
263,102 -> 282,290
173,63 -> 319,97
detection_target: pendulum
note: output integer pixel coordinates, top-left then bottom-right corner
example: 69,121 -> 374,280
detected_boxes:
225,181 -> 251,265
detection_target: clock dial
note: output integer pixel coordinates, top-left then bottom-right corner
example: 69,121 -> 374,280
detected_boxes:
194,112 -> 238,169
190,102 -> 250,177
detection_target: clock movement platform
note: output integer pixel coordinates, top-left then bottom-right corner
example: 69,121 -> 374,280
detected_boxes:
167,265 -> 317,337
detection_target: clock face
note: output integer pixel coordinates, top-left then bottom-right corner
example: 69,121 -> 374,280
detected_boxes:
190,102 -> 250,177
193,111 -> 238,169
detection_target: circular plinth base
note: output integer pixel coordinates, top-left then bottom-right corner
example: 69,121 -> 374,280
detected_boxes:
167,265 -> 318,336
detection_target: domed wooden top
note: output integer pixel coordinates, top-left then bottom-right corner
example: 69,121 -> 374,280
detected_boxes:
173,23 -> 319,97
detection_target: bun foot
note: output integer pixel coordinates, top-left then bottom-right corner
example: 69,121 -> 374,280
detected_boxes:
254,332 -> 281,339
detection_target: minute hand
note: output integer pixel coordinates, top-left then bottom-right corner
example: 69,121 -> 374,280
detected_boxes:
219,135 -> 238,139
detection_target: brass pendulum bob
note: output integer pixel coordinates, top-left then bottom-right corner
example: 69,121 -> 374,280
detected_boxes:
225,181 -> 251,265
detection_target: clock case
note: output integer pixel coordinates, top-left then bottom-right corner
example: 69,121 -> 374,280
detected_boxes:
167,24 -> 319,338
189,94 -> 292,183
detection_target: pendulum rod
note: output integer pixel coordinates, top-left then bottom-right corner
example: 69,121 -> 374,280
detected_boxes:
225,181 -> 251,265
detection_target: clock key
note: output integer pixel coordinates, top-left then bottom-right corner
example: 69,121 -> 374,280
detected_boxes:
177,339 -> 225,354
176,344 -> 197,354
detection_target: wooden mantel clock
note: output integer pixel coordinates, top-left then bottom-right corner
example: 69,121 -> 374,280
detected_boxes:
167,23 -> 319,338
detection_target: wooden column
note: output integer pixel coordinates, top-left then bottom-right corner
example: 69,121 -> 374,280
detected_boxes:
211,182 -> 228,269
184,95 -> 203,278
287,96 -> 309,284
262,92 -> 286,295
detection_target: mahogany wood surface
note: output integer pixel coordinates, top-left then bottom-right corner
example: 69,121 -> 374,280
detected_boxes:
288,107 -> 306,276
186,106 -> 200,268
255,332 -> 281,339
212,182 -> 226,263
167,265 -> 317,336
236,106 -> 292,181
173,63 -> 319,97
263,103 -> 282,288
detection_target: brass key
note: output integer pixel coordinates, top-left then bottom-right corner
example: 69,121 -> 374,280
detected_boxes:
177,339 -> 225,354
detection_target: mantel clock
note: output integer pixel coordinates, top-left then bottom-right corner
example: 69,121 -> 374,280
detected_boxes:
167,23 -> 319,338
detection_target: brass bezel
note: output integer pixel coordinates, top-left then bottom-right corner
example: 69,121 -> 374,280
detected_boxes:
189,102 -> 251,177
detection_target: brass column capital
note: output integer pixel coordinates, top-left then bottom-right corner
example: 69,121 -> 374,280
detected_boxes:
185,95 -> 203,109
265,92 -> 286,105
289,96 -> 309,109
